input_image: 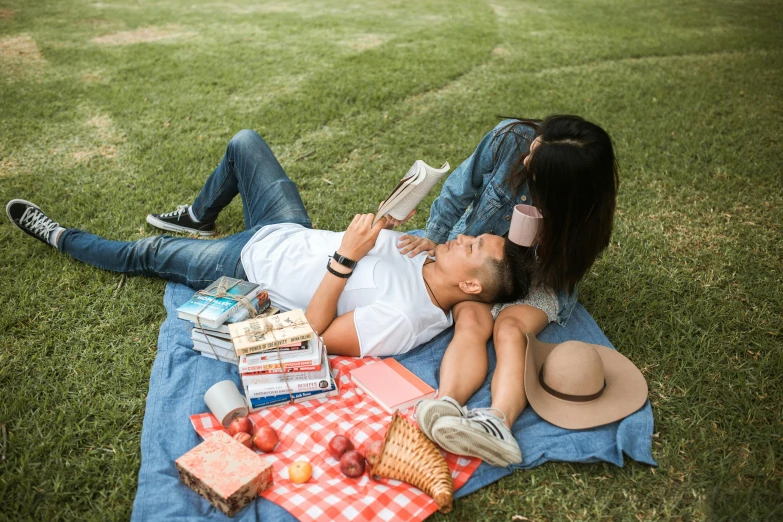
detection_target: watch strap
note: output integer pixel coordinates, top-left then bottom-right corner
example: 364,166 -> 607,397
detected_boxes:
332,251 -> 357,269
326,259 -> 352,278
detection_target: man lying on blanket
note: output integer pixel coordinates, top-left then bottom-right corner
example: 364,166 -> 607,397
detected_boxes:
7,129 -> 530,357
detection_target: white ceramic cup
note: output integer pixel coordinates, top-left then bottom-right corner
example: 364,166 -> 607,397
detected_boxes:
204,380 -> 249,427
508,204 -> 542,247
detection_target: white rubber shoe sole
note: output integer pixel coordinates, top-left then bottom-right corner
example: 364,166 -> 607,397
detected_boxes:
145,213 -> 215,236
431,414 -> 522,467
414,397 -> 466,441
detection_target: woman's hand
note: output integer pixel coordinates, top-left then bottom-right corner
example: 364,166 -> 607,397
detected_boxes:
376,199 -> 417,230
338,213 -> 387,261
397,235 -> 437,258
382,209 -> 416,229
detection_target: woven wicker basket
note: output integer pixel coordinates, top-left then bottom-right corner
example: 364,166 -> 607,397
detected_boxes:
369,412 -> 454,513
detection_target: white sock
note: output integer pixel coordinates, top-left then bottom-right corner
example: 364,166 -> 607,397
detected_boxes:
187,206 -> 201,223
49,227 -> 65,248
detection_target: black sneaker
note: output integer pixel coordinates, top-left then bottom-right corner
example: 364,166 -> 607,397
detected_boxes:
146,205 -> 216,236
6,199 -> 62,247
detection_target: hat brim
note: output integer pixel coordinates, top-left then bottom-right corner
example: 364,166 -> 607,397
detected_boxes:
524,334 -> 648,430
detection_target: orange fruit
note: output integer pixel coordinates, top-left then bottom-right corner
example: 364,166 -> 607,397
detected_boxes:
288,461 -> 313,484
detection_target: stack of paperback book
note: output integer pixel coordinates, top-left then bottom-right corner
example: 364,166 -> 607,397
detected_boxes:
176,276 -> 276,364
230,309 -> 338,411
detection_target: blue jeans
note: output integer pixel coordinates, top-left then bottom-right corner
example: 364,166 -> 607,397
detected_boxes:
59,130 -> 312,290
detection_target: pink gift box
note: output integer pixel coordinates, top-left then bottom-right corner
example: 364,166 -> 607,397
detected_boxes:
175,431 -> 274,517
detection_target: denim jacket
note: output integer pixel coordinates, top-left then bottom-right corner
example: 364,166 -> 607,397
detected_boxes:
424,119 -> 577,326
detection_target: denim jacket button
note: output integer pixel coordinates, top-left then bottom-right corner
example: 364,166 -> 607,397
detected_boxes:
521,195 -> 527,201
489,230 -> 494,234
505,215 -> 510,221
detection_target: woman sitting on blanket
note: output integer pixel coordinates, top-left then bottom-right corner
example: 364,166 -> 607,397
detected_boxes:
405,115 -> 619,467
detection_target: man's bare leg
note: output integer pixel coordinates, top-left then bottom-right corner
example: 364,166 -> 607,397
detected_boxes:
414,302 -> 493,440
437,301 -> 494,404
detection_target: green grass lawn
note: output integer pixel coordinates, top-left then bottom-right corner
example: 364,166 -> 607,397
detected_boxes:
1,0 -> 781,520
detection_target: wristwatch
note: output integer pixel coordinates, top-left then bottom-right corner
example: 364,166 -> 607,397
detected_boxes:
326,258 -> 352,278
331,251 -> 357,269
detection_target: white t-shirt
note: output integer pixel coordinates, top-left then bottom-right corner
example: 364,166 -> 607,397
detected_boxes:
240,223 -> 452,357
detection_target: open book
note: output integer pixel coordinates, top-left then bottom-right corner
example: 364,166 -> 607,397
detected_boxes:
373,160 -> 450,225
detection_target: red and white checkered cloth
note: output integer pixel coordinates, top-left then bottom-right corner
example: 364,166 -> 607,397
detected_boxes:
190,356 -> 482,522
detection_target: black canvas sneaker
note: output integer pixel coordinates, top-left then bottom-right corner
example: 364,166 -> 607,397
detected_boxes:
146,205 -> 216,236
6,199 -> 62,247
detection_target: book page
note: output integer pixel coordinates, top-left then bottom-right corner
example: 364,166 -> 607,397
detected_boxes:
385,161 -> 449,221
377,162 -> 419,209
373,161 -> 449,225
374,165 -> 421,223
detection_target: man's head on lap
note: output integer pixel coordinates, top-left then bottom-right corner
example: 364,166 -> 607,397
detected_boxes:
432,234 -> 531,304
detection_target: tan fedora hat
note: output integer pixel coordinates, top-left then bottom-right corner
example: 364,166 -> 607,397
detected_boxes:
524,333 -> 648,430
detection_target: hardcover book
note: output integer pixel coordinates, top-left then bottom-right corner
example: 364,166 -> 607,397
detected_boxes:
229,309 -> 316,356
200,350 -> 239,365
240,362 -> 321,376
247,367 -> 338,410
193,327 -> 232,341
247,384 -> 339,412
177,278 -> 265,329
239,338 -> 322,375
243,348 -> 331,398
197,304 -> 278,335
193,341 -> 238,364
192,331 -> 234,351
349,358 -> 436,414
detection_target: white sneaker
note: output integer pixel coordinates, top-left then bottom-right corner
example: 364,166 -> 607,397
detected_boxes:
430,408 -> 522,467
413,396 -> 466,441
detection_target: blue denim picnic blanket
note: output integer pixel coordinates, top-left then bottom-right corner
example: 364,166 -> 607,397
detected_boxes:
131,282 -> 656,521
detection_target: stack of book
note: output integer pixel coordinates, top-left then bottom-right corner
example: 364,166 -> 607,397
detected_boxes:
176,276 -> 276,364
230,309 -> 338,411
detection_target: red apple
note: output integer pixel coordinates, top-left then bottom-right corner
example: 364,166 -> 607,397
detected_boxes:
340,450 -> 366,478
365,440 -> 384,468
228,416 -> 252,436
328,435 -> 354,460
252,426 -> 280,453
233,432 -> 253,448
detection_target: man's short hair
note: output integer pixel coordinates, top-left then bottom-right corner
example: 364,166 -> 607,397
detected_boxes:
479,239 -> 533,304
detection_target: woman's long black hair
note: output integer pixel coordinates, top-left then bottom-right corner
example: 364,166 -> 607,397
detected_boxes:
495,115 -> 619,294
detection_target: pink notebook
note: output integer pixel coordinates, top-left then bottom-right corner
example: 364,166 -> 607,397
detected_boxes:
349,359 -> 436,414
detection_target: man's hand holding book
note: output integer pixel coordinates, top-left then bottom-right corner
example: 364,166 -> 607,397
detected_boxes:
337,213 -> 389,266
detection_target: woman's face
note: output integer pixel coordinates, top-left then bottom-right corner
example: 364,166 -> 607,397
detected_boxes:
524,137 -> 542,169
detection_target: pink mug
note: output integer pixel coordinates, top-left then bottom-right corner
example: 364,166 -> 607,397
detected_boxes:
508,204 -> 542,247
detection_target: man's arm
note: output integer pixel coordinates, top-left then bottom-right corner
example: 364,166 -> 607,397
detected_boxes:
320,312 -> 361,356
304,213 -> 386,349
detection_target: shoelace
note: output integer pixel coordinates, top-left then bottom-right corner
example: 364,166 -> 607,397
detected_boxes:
20,206 -> 60,241
467,408 -> 511,440
467,407 -> 508,424
160,205 -> 189,219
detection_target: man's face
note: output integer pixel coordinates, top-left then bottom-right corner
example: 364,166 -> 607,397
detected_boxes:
433,234 -> 505,284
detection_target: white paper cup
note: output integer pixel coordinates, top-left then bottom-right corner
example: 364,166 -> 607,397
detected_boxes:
508,204 -> 542,247
204,380 -> 248,427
